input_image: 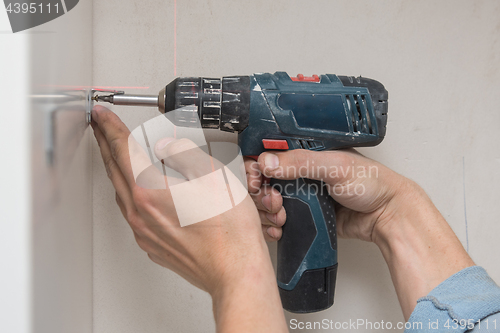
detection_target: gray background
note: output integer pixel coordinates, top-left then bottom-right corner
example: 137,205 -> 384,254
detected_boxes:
92,1 -> 500,332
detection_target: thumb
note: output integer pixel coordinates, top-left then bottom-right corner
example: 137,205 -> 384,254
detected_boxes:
259,149 -> 401,214
258,149 -> 353,183
154,138 -> 222,180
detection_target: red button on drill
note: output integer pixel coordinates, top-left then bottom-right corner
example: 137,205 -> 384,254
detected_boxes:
290,74 -> 320,82
262,139 -> 289,150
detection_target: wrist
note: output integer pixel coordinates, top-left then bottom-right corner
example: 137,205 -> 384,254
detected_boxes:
210,243 -> 274,301
372,178 -> 430,249
371,179 -> 474,319
211,245 -> 287,333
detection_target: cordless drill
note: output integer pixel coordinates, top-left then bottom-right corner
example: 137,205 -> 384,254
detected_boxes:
95,72 -> 388,313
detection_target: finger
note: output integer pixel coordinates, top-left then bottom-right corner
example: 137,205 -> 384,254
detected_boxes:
259,206 -> 286,227
250,185 -> 282,213
92,106 -> 136,186
154,137 -> 251,226
263,225 -> 282,242
93,122 -> 135,208
147,252 -> 174,270
258,149 -> 356,181
129,136 -> 168,190
115,192 -> 154,239
244,157 -> 262,193
147,252 -> 208,292
257,149 -> 400,211
115,192 -> 129,217
115,192 -> 141,224
262,225 -> 276,242
154,138 -> 223,180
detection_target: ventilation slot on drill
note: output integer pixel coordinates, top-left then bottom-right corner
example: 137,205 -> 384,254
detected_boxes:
297,140 -> 325,150
345,94 -> 373,134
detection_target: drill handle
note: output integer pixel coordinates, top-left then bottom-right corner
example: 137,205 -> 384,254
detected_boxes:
271,178 -> 338,313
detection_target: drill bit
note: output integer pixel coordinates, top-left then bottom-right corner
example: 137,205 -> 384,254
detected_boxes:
94,95 -> 113,103
95,93 -> 159,107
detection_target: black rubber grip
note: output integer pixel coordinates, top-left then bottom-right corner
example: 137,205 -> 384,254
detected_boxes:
272,178 -> 338,313
277,195 -> 317,284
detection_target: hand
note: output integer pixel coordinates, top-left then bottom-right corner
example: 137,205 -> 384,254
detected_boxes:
247,148 -> 473,320
91,106 -> 287,332
246,149 -> 404,244
245,157 -> 287,242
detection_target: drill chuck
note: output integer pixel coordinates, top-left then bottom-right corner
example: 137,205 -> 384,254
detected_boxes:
162,76 -> 251,132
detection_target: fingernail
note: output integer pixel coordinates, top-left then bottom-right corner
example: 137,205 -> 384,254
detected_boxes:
156,137 -> 175,150
266,212 -> 277,224
264,153 -> 279,170
262,194 -> 272,211
266,227 -> 276,238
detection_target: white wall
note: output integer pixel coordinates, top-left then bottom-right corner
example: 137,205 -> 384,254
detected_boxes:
29,2 -> 94,330
0,1 -> 94,332
92,1 -> 500,332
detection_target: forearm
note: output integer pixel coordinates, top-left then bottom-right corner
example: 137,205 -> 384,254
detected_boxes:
211,245 -> 287,333
374,179 -> 475,320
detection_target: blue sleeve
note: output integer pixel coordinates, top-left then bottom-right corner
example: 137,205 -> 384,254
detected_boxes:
405,266 -> 500,333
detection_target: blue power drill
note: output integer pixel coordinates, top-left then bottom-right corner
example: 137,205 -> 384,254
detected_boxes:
95,72 -> 388,313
